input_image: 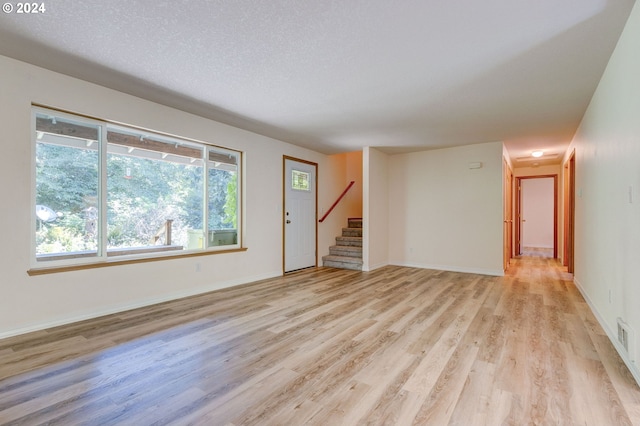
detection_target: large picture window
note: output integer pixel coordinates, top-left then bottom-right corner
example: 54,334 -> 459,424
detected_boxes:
33,107 -> 242,267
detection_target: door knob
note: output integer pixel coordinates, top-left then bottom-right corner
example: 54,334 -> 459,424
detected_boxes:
286,220 -> 291,224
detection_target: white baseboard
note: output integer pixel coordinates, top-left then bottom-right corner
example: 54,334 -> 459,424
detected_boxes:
363,261 -> 389,272
389,261 -> 504,277
573,277 -> 640,386
0,270 -> 282,340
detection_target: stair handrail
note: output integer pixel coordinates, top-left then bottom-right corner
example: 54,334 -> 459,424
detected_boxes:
319,181 -> 355,223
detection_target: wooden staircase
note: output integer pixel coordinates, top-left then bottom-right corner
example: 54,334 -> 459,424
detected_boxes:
322,218 -> 363,271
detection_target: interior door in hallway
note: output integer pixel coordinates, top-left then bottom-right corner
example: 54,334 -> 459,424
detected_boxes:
517,175 -> 557,258
283,157 -> 317,273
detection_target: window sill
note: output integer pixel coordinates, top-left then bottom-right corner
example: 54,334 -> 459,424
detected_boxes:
27,247 -> 248,276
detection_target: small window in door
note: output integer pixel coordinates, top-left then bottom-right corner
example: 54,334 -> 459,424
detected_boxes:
292,170 -> 310,191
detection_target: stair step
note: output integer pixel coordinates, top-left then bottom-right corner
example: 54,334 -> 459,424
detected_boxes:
324,217 -> 364,271
336,236 -> 362,247
348,218 -> 363,228
322,255 -> 363,271
329,245 -> 362,257
342,227 -> 362,237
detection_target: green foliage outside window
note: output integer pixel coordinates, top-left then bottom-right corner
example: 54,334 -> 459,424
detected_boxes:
224,175 -> 238,229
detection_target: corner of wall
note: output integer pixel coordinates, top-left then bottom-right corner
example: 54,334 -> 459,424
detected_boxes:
363,147 -> 390,271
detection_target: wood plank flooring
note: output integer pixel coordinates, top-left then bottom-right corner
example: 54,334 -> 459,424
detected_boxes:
1,254 -> 640,425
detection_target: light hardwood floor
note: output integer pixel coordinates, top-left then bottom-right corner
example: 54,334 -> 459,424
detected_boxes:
1,255 -> 640,425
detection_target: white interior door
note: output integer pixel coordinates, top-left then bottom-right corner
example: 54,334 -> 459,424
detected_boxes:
521,177 -> 554,249
284,158 -> 317,272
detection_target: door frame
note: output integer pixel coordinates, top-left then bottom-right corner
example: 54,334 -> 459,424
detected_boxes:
503,159 -> 514,271
282,155 -> 318,274
563,150 -> 576,272
515,174 -> 558,258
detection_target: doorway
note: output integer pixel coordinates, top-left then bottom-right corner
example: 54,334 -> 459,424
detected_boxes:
564,150 -> 576,273
283,156 -> 317,273
515,175 -> 558,258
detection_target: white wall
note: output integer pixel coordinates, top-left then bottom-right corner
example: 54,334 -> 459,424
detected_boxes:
521,178 -> 554,248
345,151 -> 363,219
363,147 -> 389,271
319,153 -> 349,255
566,2 -> 640,382
502,145 -> 513,171
324,151 -> 362,224
388,141 -> 504,276
0,55 -> 341,338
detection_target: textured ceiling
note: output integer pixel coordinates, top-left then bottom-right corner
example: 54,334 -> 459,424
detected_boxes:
0,0 -> 635,165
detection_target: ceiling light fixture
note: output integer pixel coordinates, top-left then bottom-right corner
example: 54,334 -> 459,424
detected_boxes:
531,150 -> 544,158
